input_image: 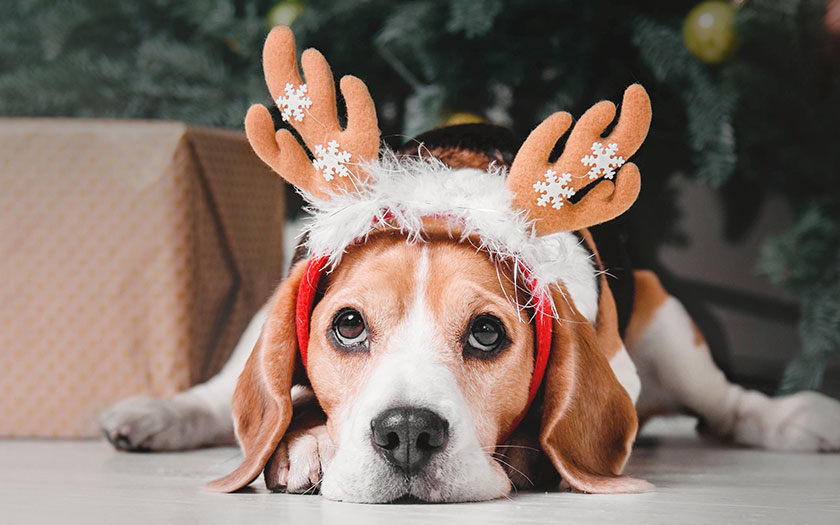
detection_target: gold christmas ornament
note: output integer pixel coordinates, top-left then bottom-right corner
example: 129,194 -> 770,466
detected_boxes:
440,111 -> 486,126
683,1 -> 739,63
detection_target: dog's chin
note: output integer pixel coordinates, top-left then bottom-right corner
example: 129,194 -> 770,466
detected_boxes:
320,452 -> 512,503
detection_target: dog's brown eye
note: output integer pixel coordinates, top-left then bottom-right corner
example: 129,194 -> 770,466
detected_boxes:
465,314 -> 508,357
332,308 -> 368,348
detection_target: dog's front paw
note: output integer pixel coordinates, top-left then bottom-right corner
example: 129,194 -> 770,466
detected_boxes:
100,395 -> 209,452
733,391 -> 840,452
264,424 -> 335,494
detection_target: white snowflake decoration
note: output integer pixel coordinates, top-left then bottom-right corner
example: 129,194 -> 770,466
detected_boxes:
533,169 -> 576,209
312,140 -> 352,181
581,142 -> 625,180
275,82 -> 312,122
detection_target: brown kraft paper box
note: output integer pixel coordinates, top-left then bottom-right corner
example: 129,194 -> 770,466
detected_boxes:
0,119 -> 286,438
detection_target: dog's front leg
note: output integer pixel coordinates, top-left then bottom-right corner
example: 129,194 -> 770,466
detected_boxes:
263,399 -> 334,494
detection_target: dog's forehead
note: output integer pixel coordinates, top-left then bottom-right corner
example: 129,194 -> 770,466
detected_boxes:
324,231 -> 521,307
328,234 -> 420,289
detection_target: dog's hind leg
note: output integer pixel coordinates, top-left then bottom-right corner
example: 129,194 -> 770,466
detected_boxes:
99,307 -> 267,451
626,270 -> 840,452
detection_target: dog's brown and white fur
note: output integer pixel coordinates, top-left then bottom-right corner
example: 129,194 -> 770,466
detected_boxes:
101,135 -> 840,503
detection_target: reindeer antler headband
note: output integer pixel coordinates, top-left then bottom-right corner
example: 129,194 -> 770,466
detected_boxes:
247,26 -> 651,439
245,26 -> 380,199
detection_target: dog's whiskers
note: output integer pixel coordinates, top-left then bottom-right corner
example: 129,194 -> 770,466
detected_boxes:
490,455 -> 535,489
483,444 -> 541,453
300,475 -> 324,496
488,450 -> 513,461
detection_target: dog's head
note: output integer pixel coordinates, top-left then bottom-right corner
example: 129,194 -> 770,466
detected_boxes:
207,26 -> 652,502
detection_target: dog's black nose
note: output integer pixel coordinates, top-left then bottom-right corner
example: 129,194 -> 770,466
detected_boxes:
370,407 -> 448,473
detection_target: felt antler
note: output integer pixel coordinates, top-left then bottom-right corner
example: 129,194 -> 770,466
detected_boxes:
245,26 -> 381,200
508,84 -> 651,235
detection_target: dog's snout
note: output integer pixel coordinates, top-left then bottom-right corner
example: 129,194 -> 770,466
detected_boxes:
370,407 -> 448,473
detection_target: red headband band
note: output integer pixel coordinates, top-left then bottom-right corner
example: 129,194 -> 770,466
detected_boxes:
294,254 -> 553,443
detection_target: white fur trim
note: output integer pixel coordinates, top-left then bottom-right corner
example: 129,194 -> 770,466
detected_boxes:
301,153 -> 598,323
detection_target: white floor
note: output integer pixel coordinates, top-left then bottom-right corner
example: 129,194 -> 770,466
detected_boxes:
1,417 -> 838,525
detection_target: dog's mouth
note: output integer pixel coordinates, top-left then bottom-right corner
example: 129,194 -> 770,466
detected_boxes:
359,461 -> 470,503
334,444 -> 511,503
320,435 -> 511,503
357,452 -> 449,503
389,495 -> 427,504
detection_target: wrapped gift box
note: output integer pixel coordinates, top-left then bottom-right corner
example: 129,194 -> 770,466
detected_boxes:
0,119 -> 286,438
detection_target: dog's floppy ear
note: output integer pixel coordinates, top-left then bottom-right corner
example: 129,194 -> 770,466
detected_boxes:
539,285 -> 652,494
205,260 -> 308,492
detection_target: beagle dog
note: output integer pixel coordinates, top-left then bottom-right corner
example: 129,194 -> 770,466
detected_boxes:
100,27 -> 840,502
